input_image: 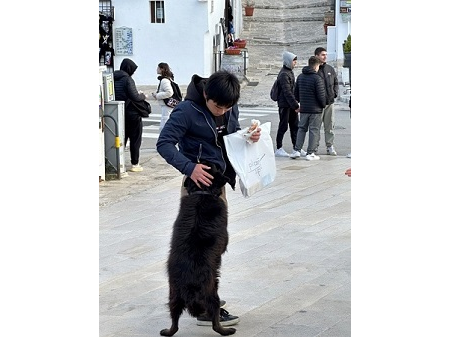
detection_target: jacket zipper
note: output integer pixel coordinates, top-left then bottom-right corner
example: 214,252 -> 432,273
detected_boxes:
192,104 -> 227,175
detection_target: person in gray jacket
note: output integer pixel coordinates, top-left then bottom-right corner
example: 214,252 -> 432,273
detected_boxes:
315,47 -> 339,156
291,56 -> 326,161
274,51 -> 300,157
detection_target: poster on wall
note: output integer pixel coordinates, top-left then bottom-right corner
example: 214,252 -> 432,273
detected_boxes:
115,27 -> 133,55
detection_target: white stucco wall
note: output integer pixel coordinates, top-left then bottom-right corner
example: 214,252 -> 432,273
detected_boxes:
112,0 -> 227,86
326,1 -> 351,63
334,0 -> 351,61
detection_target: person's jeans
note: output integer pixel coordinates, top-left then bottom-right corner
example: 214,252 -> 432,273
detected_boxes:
321,104 -> 335,147
295,113 -> 322,154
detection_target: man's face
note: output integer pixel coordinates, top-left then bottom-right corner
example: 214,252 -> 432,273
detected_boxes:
292,58 -> 298,69
317,51 -> 327,64
206,99 -> 232,117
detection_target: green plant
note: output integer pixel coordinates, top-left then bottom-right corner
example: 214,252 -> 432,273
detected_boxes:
343,34 -> 351,53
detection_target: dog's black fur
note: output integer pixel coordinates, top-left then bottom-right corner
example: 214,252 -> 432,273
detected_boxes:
160,162 -> 236,336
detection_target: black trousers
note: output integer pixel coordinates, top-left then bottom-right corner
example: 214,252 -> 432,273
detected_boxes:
124,111 -> 143,165
276,107 -> 298,150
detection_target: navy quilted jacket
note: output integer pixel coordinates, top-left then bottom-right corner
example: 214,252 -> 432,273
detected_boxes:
294,66 -> 326,114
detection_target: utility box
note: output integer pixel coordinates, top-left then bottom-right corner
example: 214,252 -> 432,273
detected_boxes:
103,101 -> 127,179
102,73 -> 115,102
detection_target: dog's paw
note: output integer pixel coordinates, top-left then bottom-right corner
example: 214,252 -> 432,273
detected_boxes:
220,327 -> 236,335
160,327 -> 177,336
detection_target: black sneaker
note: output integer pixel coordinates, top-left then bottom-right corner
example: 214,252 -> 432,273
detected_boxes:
196,308 -> 240,326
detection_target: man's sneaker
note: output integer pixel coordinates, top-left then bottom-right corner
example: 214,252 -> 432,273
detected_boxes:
130,164 -> 143,172
197,308 -> 240,326
274,148 -> 289,157
327,146 -> 337,156
290,149 -> 307,159
305,153 -> 320,161
346,153 -> 351,158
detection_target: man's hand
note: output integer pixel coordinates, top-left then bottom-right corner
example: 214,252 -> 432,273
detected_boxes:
190,163 -> 214,187
249,127 -> 261,142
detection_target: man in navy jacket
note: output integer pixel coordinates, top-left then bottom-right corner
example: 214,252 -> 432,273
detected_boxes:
156,70 -> 261,326
291,56 -> 326,161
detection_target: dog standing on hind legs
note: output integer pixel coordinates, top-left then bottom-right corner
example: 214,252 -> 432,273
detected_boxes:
160,163 -> 236,336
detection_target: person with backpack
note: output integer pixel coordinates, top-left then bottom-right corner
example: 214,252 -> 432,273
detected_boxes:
151,62 -> 181,131
273,51 -> 301,157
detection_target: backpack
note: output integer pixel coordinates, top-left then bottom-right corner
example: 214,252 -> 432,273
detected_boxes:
159,78 -> 183,108
270,78 -> 280,101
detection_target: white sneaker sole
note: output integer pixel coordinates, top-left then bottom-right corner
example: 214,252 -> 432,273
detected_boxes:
197,317 -> 240,326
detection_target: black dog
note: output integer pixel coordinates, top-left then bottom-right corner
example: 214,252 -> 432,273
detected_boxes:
160,162 -> 236,336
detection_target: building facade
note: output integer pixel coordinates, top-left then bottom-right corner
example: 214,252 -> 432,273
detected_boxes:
99,0 -> 244,86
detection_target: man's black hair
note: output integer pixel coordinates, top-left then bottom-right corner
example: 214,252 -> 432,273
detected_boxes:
204,71 -> 240,108
314,47 -> 327,56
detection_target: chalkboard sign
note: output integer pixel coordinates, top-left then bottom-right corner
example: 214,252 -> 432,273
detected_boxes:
115,27 -> 133,55
221,54 -> 245,81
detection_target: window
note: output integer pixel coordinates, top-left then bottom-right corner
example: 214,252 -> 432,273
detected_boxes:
150,1 -> 165,23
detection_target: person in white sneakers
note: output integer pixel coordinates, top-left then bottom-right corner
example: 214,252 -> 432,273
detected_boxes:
274,51 -> 300,157
315,47 -> 339,156
113,58 -> 147,172
292,56 -> 326,161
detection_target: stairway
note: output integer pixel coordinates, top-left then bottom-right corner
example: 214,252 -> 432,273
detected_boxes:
238,0 -> 335,107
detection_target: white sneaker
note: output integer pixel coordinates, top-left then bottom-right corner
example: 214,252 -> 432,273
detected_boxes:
290,150 -> 301,159
305,153 -> 320,161
130,164 -> 143,172
289,149 -> 307,159
346,153 -> 351,158
275,148 -> 289,157
327,146 -> 337,156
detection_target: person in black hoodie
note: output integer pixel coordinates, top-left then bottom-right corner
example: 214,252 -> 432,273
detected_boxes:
291,56 -> 326,161
274,51 -> 300,158
113,58 -> 148,172
156,70 -> 261,327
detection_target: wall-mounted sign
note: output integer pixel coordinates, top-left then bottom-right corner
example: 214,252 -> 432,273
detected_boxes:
115,27 -> 133,55
340,0 -> 351,18
340,0 -> 351,13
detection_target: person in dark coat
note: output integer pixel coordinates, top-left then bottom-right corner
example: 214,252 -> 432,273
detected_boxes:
113,58 -> 147,172
291,56 -> 326,161
315,47 -> 339,156
274,51 -> 300,157
156,70 -> 262,327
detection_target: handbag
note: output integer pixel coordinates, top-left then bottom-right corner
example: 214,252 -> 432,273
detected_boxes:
126,99 -> 152,118
223,122 -> 276,197
158,78 -> 182,108
163,97 -> 180,109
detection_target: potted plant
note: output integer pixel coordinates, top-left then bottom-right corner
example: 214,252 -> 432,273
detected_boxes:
244,0 -> 255,16
225,45 -> 241,55
343,34 -> 351,68
233,38 -> 247,48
